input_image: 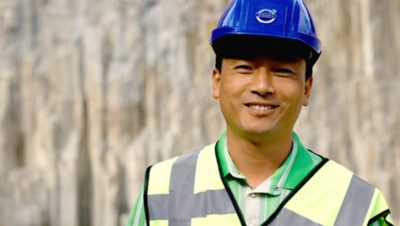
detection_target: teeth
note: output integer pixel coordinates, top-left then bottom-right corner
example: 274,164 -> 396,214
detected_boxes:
249,105 -> 274,111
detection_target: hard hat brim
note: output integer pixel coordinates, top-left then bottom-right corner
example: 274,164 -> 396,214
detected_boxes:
211,34 -> 320,65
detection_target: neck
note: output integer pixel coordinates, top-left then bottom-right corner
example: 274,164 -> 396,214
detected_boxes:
226,129 -> 293,187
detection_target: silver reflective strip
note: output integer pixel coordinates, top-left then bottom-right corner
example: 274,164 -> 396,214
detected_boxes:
334,175 -> 375,226
169,150 -> 199,222
147,189 -> 236,219
269,208 -> 322,226
147,194 -> 170,220
147,149 -> 236,225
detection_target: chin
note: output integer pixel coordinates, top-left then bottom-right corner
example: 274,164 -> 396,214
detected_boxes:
240,124 -> 293,140
242,126 -> 275,136
241,121 -> 276,134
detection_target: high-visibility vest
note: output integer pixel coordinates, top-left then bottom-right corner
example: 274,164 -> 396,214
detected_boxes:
144,144 -> 393,226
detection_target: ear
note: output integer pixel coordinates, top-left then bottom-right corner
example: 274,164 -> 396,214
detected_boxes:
303,76 -> 313,106
212,68 -> 221,99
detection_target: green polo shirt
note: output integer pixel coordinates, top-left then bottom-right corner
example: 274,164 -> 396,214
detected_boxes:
216,131 -> 323,225
126,132 -> 389,226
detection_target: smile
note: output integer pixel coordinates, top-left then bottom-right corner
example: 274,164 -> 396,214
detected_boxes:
246,104 -> 279,112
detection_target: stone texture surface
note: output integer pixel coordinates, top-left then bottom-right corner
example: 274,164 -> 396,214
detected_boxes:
0,0 -> 399,225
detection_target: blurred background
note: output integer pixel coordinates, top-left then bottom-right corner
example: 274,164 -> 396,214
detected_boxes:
0,0 -> 399,225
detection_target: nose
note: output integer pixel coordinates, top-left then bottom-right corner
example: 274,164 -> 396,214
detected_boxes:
251,71 -> 275,96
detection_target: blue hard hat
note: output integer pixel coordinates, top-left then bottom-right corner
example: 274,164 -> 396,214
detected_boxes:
210,0 -> 321,64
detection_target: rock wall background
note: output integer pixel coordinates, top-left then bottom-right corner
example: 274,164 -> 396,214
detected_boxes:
0,0 -> 398,225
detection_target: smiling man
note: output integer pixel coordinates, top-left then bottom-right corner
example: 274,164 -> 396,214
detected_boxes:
126,0 -> 394,225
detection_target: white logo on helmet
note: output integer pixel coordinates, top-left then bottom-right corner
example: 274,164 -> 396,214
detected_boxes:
256,9 -> 277,24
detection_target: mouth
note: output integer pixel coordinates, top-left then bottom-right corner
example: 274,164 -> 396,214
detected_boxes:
245,103 -> 280,112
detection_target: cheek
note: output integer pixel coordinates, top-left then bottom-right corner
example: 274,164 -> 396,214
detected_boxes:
219,77 -> 239,98
276,82 -> 305,105
218,78 -> 245,110
276,78 -> 301,91
218,83 -> 235,108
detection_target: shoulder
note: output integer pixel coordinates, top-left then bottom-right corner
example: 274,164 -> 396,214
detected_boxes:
145,143 -> 220,199
148,144 -> 215,168
301,158 -> 379,204
325,160 -> 377,185
319,159 -> 376,189
146,143 -> 216,179
289,158 -> 392,224
318,159 -> 392,222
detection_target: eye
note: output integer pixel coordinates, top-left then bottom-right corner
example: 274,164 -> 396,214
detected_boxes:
234,65 -> 253,74
274,68 -> 295,77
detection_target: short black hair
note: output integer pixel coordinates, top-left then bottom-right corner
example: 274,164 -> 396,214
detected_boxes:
212,35 -> 318,80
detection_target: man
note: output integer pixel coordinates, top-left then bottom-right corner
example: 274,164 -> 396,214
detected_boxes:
126,0 -> 394,225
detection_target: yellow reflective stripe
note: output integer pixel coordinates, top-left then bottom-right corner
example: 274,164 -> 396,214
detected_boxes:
149,220 -> 168,226
385,213 -> 394,225
191,214 -> 241,226
285,161 -> 353,225
366,189 -> 392,223
194,144 -> 225,193
147,157 -> 178,195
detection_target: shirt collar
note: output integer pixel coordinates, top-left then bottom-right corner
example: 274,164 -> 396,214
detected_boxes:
216,131 -> 317,195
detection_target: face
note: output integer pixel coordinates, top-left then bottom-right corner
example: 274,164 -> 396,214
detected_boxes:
212,56 -> 313,141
